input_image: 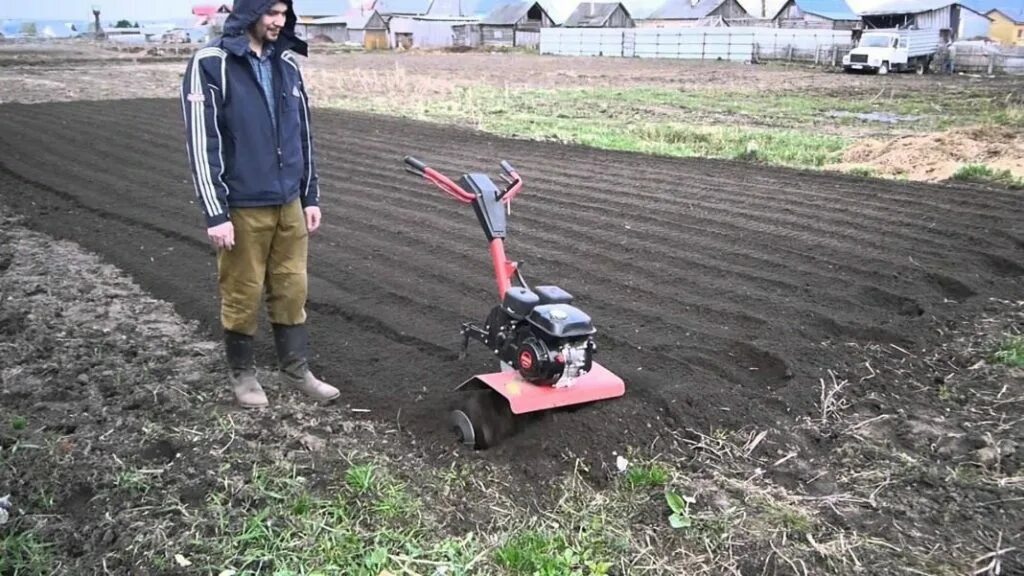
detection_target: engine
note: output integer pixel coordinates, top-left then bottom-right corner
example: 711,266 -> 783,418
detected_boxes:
482,292 -> 597,387
515,336 -> 593,387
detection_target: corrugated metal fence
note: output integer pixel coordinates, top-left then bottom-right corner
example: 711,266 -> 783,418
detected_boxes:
540,27 -> 855,63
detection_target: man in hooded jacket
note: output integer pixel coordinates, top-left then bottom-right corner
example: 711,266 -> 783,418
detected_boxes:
180,0 -> 339,408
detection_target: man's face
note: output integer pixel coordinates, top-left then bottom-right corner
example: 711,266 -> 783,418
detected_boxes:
252,2 -> 287,42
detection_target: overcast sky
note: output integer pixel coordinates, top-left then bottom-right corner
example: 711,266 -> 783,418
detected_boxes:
0,0 -> 199,21
0,0 -> 825,22
0,0 -> 659,21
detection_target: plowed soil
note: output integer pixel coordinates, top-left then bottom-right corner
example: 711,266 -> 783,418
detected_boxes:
2,98 -> 1024,573
1,97 -> 1021,466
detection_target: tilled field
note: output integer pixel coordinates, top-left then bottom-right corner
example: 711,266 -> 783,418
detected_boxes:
2,98 -> 1024,573
0,98 -> 1021,464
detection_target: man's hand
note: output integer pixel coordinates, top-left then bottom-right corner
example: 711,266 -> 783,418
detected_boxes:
304,206 -> 322,234
208,221 -> 234,250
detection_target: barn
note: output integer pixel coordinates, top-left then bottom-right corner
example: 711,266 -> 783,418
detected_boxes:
858,1 -> 991,41
301,10 -> 389,47
388,14 -> 480,48
476,0 -> 555,48
347,10 -> 389,48
563,2 -> 636,27
300,16 -> 348,42
771,0 -> 861,28
637,0 -> 754,28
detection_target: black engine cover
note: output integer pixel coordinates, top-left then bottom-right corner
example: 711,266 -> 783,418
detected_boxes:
502,286 -> 540,319
527,304 -> 595,338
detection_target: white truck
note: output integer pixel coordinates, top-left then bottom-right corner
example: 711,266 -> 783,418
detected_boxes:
842,28 -> 940,74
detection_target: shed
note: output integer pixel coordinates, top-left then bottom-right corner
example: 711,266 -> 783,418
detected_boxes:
477,0 -> 555,48
389,14 -> 480,47
858,1 -> 992,41
348,10 -> 390,48
300,10 -> 388,46
564,2 -> 636,27
771,0 -> 861,28
638,0 -> 753,27
300,16 -> 349,42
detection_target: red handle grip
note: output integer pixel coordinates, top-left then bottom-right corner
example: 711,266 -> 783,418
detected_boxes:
405,156 -> 474,203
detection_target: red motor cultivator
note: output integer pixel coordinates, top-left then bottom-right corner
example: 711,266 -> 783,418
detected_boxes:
404,156 -> 626,449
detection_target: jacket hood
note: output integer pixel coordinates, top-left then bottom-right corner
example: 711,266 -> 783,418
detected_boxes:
221,0 -> 307,56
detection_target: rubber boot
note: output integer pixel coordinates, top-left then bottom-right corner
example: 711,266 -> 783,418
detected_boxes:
273,323 -> 340,403
225,331 -> 269,408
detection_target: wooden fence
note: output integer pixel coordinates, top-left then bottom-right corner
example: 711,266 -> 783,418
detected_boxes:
951,45 -> 1024,75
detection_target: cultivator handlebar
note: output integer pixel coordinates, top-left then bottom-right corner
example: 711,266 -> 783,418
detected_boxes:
403,156 -> 522,204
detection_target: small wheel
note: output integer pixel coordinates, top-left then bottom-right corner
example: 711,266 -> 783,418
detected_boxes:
450,409 -> 476,448
449,389 -> 514,450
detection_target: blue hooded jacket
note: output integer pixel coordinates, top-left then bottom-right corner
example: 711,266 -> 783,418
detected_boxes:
180,0 -> 319,228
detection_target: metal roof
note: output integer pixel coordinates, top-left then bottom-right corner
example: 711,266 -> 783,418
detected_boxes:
854,0 -> 985,15
646,0 -> 728,19
482,0 -> 541,23
374,0 -> 431,14
313,10 -> 384,27
564,2 -> 629,25
791,0 -> 859,19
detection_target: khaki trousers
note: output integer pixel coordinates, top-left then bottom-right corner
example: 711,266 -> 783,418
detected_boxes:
217,199 -> 308,336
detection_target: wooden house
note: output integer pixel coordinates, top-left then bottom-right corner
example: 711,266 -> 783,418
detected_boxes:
476,1 -> 555,48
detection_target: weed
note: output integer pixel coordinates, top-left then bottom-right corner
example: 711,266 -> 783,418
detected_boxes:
665,490 -> 695,529
345,464 -> 377,494
953,164 -> 1024,189
937,382 -> 954,401
761,499 -> 814,536
846,166 -> 877,178
495,530 -> 612,575
624,463 -> 670,489
10,416 -> 26,431
993,336 -> 1024,367
114,470 -> 151,495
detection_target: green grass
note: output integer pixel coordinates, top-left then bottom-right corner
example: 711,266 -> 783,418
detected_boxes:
329,83 -> 1024,171
0,530 -> 52,575
495,531 -> 613,576
952,164 -> 1024,189
201,462 -> 472,575
11,416 -> 26,431
993,336 -> 1024,367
